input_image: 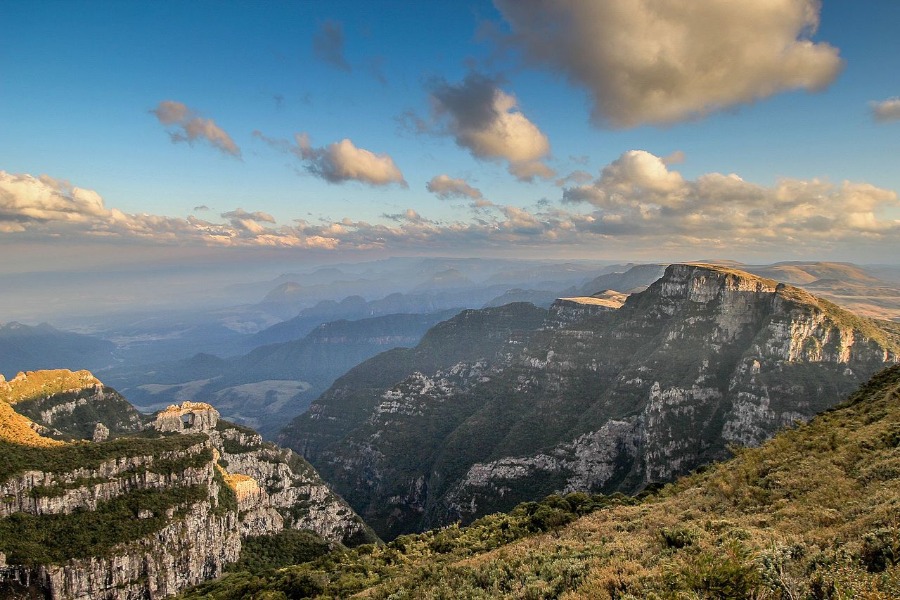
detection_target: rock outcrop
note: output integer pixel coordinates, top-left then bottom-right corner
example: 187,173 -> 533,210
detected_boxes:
281,264 -> 900,539
0,375 -> 376,599
2,369 -> 145,440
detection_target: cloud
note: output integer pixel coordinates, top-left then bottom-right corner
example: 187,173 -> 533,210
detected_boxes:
495,0 -> 843,128
426,175 -> 484,201
193,205 -> 210,211
871,97 -> 900,123
428,73 -> 554,181
562,150 -> 900,245
4,157 -> 899,260
152,101 -> 241,157
0,171 -> 336,249
313,20 -> 351,72
255,131 -> 406,187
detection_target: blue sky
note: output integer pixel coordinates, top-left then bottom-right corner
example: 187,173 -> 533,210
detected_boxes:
2,0 -> 900,270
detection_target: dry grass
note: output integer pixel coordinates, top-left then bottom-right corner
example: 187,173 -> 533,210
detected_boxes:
0,369 -> 100,405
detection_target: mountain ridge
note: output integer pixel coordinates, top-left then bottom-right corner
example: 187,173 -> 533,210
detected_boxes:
280,263 -> 900,539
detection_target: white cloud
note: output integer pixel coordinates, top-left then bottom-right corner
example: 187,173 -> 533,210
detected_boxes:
4,157 -> 899,260
152,101 -> 241,157
255,131 -> 406,187
562,150 -> 900,245
871,97 -> 900,123
429,74 -> 554,181
426,175 -> 484,201
0,171 -> 336,248
495,0 -> 843,128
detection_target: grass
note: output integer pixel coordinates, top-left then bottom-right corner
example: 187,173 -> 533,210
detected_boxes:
179,365 -> 900,599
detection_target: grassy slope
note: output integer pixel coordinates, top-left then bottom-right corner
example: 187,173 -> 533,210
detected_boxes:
181,365 -> 900,599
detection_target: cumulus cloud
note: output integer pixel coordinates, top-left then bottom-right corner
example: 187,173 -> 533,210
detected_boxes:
495,0 -> 843,128
426,175 -> 484,201
254,131 -> 406,187
313,20 -> 351,72
871,97 -> 900,123
4,157 -> 899,259
0,171 -> 336,249
428,73 -> 554,181
562,150 -> 900,245
152,101 -> 241,157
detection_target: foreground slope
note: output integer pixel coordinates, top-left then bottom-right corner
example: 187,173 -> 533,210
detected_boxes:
0,370 -> 374,599
182,364 -> 900,599
281,264 -> 900,539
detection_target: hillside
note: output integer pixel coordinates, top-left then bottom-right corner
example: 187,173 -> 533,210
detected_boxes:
0,370 -> 375,599
181,364 -> 900,599
108,310 -> 459,435
280,263 -> 900,539
733,261 -> 900,321
0,322 -> 115,379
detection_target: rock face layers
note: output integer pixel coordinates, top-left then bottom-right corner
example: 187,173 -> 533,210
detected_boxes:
0,382 -> 375,599
281,264 -> 900,540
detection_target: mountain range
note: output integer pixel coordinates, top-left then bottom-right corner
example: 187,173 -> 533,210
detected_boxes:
279,263 -> 900,539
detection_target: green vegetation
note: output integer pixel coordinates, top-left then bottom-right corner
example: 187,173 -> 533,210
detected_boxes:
0,485 -> 208,565
180,492 -> 635,599
225,530 -> 331,573
0,433 -> 207,482
213,465 -> 238,516
181,365 -> 900,599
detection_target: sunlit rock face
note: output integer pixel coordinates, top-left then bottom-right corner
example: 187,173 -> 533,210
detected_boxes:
282,264 -> 900,540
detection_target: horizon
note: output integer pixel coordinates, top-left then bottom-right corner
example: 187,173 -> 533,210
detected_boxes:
3,1 -> 900,325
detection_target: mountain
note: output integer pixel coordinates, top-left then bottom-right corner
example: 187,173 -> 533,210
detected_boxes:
0,369 -> 375,599
279,263 -> 900,539
182,364 -> 900,599
0,322 -> 115,378
107,310 -> 459,436
483,288 -> 562,309
718,261 -> 900,322
574,263 -> 668,296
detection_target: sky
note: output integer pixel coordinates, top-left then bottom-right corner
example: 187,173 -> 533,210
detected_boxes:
2,0 -> 900,275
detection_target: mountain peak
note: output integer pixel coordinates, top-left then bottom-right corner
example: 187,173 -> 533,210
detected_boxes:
0,368 -> 102,405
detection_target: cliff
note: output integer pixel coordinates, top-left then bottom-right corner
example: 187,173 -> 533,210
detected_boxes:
2,369 -> 145,440
182,364 -> 900,599
280,264 -> 900,539
0,375 -> 375,599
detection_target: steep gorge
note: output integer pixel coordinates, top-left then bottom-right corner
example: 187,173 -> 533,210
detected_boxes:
281,264 -> 900,539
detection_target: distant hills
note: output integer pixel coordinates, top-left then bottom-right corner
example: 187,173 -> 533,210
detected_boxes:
106,310 -> 459,435
279,263 -> 900,539
0,322 -> 115,378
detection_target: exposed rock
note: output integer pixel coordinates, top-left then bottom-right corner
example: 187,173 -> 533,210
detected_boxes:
153,401 -> 219,433
282,263 -> 900,539
91,422 -> 108,442
0,371 -> 376,599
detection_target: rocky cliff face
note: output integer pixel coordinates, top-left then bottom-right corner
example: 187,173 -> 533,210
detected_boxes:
281,264 -> 900,540
2,370 -> 145,440
0,377 -> 375,599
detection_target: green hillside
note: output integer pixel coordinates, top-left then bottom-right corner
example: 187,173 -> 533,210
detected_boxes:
182,364 -> 900,599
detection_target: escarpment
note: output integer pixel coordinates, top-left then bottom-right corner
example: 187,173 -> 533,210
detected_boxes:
0,371 -> 375,599
281,264 -> 900,539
